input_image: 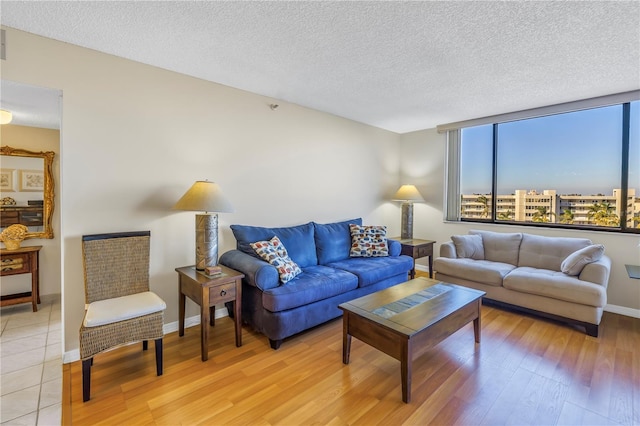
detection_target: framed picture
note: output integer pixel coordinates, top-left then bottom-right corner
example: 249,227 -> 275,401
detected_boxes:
19,169 -> 45,192
0,168 -> 16,192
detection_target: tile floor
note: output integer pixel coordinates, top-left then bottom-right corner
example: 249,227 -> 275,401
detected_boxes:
0,295 -> 62,425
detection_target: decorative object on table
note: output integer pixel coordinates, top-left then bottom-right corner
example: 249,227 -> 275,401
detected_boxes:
205,265 -> 222,276
174,180 -> 233,270
392,184 -> 425,239
0,109 -> 12,125
1,196 -> 16,205
0,224 -> 29,250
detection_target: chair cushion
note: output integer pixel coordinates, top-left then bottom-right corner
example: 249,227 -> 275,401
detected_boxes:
250,236 -> 302,284
433,257 -> 516,287
261,265 -> 358,312
349,224 -> 389,257
83,291 -> 166,327
470,230 -> 522,265
231,222 -> 318,268
561,244 -> 605,276
518,233 -> 592,271
504,267 -> 606,307
327,255 -> 414,288
313,218 -> 362,265
451,234 -> 484,260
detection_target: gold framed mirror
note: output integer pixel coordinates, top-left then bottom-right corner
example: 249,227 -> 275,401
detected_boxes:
1,146 -> 55,239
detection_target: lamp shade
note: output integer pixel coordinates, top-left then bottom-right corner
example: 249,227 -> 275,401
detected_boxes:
0,110 -> 13,125
173,181 -> 234,213
392,185 -> 424,202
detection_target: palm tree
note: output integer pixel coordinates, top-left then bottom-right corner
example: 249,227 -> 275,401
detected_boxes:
476,195 -> 490,219
559,209 -> 574,224
497,210 -> 513,221
531,206 -> 555,223
587,202 -> 619,227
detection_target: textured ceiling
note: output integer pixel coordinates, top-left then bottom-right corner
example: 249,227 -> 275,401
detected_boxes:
1,1 -> 639,133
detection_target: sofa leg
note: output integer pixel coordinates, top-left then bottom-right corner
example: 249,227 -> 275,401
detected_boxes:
585,324 -> 599,337
269,339 -> 282,350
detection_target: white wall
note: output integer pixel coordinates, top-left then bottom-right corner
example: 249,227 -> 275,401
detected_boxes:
1,27 -> 402,357
402,129 -> 640,316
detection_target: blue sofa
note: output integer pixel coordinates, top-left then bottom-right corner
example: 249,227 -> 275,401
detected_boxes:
219,218 -> 413,349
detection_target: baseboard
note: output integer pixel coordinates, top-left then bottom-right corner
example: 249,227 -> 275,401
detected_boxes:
63,307 -> 230,364
604,304 -> 640,319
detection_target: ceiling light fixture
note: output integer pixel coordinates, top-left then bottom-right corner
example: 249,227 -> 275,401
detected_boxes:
0,109 -> 12,125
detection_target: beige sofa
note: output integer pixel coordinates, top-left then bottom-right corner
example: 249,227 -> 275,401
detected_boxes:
434,230 -> 611,336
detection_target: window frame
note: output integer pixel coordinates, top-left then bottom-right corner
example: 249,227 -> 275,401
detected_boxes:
442,93 -> 640,234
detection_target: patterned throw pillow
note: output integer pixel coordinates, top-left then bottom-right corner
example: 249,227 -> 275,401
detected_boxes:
250,236 -> 302,284
349,224 -> 389,257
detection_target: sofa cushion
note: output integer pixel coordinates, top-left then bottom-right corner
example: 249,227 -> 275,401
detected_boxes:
328,255 -> 413,288
349,224 -> 389,257
561,244 -> 605,276
314,218 -> 362,265
451,234 -> 484,260
261,265 -> 358,312
250,236 -> 302,284
504,267 -> 607,307
470,230 -> 522,265
518,233 -> 592,271
231,222 -> 318,268
433,257 -> 515,287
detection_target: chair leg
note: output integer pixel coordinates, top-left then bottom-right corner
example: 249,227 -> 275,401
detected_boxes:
143,340 -> 148,351
82,358 -> 92,402
155,338 -> 163,376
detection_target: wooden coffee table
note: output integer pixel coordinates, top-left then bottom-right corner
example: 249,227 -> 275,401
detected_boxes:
339,277 -> 485,403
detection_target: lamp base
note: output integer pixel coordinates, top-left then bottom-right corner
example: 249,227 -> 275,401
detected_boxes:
400,202 -> 413,240
195,213 -> 218,271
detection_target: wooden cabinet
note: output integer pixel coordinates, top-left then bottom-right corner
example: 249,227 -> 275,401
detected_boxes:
392,238 -> 436,279
176,265 -> 244,361
0,206 -> 44,227
1,246 -> 42,311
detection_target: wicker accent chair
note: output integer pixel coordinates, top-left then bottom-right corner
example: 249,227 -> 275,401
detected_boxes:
79,231 -> 166,402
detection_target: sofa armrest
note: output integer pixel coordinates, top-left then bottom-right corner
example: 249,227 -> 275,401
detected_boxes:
388,239 -> 401,257
439,241 -> 457,258
579,254 -> 612,287
218,250 -> 280,291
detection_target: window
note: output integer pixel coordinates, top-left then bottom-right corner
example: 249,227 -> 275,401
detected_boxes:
444,96 -> 639,233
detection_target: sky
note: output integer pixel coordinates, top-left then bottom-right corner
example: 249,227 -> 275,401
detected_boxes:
460,101 -> 640,196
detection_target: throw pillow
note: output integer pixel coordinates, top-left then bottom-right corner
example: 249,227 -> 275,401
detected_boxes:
451,234 -> 485,260
251,236 -> 302,284
561,244 -> 605,276
349,224 -> 389,257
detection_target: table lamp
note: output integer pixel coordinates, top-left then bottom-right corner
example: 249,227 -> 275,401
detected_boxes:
174,180 -> 233,270
393,184 -> 424,239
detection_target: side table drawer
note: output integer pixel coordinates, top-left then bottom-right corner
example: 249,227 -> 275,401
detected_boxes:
1,253 -> 29,275
209,282 -> 237,304
417,245 -> 433,257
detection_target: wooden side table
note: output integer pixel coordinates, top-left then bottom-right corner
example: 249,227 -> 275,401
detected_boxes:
392,238 -> 436,279
176,265 -> 244,361
1,245 -> 42,312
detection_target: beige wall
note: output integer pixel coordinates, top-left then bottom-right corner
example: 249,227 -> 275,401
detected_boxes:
403,129 -> 640,315
3,26 -> 637,361
0,124 -> 61,297
1,27 -> 402,358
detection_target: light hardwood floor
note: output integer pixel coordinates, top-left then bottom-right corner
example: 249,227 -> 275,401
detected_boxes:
65,273 -> 639,425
